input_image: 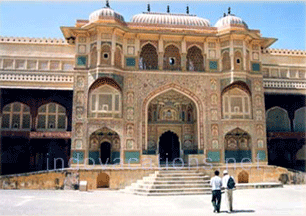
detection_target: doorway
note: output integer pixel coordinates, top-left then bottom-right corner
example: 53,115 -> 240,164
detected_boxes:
159,131 -> 180,162
100,142 -> 111,164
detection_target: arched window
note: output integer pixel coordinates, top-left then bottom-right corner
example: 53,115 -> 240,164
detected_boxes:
115,46 -> 122,68
293,107 -> 306,132
139,43 -> 158,70
187,46 -> 204,71
90,46 -> 97,68
163,45 -> 181,71
37,103 -> 67,130
222,51 -> 231,71
234,51 -> 243,71
222,85 -> 251,119
100,44 -> 111,66
89,85 -> 121,118
266,107 -> 291,132
2,102 -> 31,130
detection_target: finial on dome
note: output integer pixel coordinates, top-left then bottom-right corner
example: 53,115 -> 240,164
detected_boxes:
106,0 -> 110,8
228,7 -> 231,15
186,5 -> 189,14
167,5 -> 170,13
147,3 -> 151,12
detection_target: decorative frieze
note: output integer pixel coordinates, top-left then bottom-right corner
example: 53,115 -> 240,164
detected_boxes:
0,36 -> 66,44
263,80 -> 306,89
0,73 -> 73,83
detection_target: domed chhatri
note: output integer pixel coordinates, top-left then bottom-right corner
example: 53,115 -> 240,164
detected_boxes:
215,7 -> 248,29
131,12 -> 211,27
89,1 -> 124,23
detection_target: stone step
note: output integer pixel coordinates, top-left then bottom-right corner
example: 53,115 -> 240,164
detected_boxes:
142,180 -> 210,185
133,187 -> 212,193
156,173 -> 206,177
151,176 -> 210,181
137,184 -> 211,189
133,191 -> 211,196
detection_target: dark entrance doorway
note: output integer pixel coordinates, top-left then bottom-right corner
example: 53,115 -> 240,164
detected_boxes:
100,142 -> 111,164
159,131 -> 180,162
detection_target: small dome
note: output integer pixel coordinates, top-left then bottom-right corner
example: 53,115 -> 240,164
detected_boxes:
89,7 -> 125,23
131,12 -> 210,27
215,14 -> 248,29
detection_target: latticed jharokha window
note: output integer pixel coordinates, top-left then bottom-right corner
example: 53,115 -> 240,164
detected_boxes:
187,46 -> 204,71
2,102 -> 31,129
163,45 -> 181,71
37,103 -> 67,130
89,85 -> 121,118
222,51 -> 231,71
90,46 -> 97,68
222,88 -> 251,119
139,43 -> 158,70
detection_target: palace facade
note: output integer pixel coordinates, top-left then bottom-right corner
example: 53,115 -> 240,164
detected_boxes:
0,3 -> 305,176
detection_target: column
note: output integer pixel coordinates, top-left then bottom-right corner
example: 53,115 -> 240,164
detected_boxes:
111,33 -> 116,66
181,53 -> 187,71
181,39 -> 186,71
135,36 -> 140,70
243,40 -> 247,71
216,40 -> 221,71
158,38 -> 164,70
123,38 -> 127,68
97,33 -> 102,66
204,39 -> 209,71
230,40 -> 234,71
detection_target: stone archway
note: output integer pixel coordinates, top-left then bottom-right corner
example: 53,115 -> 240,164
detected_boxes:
146,89 -> 198,158
97,173 -> 110,188
225,128 -> 252,163
238,171 -> 249,183
89,127 -> 121,165
142,84 -> 204,151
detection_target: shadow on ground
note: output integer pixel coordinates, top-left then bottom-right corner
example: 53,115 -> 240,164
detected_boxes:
219,210 -> 255,213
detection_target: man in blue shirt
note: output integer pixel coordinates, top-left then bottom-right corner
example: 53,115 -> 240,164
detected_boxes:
210,170 -> 222,213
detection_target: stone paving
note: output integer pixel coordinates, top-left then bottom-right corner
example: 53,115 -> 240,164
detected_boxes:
0,185 -> 305,216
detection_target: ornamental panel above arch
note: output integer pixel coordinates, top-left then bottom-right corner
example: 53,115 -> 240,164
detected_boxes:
141,83 -> 204,150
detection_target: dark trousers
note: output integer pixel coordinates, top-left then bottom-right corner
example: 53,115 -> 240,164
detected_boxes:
212,190 -> 222,212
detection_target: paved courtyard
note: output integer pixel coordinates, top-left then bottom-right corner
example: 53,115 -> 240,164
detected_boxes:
0,185 -> 305,216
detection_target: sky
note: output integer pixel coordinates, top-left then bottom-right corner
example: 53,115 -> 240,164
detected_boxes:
0,0 -> 305,50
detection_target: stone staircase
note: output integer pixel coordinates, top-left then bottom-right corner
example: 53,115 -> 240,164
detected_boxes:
121,169 -> 211,196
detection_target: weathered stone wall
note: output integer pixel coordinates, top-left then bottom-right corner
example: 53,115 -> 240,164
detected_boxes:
0,165 -> 301,191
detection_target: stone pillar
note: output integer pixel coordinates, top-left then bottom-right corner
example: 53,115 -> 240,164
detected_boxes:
158,52 -> 164,70
243,40 -> 247,71
230,40 -> 234,71
135,37 -> 140,70
181,39 -> 186,71
181,53 -> 187,71
97,34 -> 101,66
158,38 -> 164,70
204,40 -> 209,71
71,71 -> 89,166
30,103 -> 37,131
111,34 -> 116,66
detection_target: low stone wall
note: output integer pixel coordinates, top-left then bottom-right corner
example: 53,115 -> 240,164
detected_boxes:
0,170 -> 66,190
0,165 -> 301,190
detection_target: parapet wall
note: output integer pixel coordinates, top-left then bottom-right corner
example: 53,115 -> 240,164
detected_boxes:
0,165 -> 298,190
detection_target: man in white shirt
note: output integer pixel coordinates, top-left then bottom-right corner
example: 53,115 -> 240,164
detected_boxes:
222,170 -> 236,213
210,170 -> 222,213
